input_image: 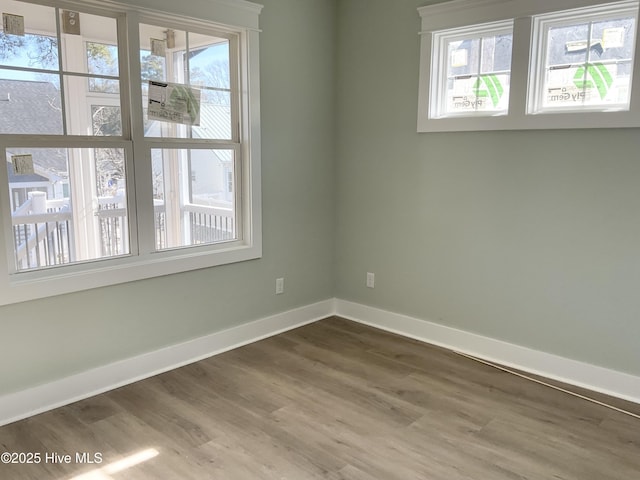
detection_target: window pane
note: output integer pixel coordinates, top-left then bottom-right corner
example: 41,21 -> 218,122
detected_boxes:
87,42 -> 119,93
140,25 -> 185,138
189,38 -> 231,90
0,70 -> 63,134
151,148 -> 236,250
0,1 -> 58,71
91,105 -> 122,136
190,39 -> 232,140
5,147 -> 129,271
88,77 -> 119,94
481,34 -> 512,73
140,49 -> 166,82
87,42 -> 119,77
0,33 -> 58,70
444,31 -> 512,115
61,13 -> 118,75
140,25 -> 233,139
540,14 -> 636,110
64,75 -> 122,136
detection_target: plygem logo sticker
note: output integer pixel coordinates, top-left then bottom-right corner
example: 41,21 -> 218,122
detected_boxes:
473,74 -> 504,107
573,63 -> 613,100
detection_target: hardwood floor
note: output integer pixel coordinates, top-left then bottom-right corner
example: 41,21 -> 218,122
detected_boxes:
1,316 -> 638,479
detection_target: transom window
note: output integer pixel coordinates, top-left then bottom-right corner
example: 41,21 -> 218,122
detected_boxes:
0,0 -> 262,305
432,21 -> 513,118
530,3 -> 638,113
417,0 -> 640,132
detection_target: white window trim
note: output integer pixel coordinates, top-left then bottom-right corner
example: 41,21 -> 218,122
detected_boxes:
417,0 -> 640,132
0,0 -> 263,306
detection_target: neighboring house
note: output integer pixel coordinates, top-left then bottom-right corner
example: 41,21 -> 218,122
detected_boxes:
147,101 -> 235,205
0,79 -> 68,211
194,103 -> 234,204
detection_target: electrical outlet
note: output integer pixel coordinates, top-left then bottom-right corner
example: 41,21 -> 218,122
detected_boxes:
276,277 -> 284,295
366,272 -> 375,288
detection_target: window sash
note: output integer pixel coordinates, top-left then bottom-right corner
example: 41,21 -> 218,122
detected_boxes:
0,138 -> 137,274
432,21 -> 514,118
529,4 -> 639,114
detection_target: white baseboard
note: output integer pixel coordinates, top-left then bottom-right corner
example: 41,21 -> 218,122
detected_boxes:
3,297 -> 638,427
335,299 -> 640,405
0,299 -> 336,427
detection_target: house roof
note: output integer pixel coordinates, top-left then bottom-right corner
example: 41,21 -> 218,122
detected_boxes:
194,103 -> 233,163
0,79 -> 63,135
6,161 -> 49,184
1,79 -> 68,182
145,101 -> 234,163
194,103 -> 231,140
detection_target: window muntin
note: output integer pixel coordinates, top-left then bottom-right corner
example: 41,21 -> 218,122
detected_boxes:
531,5 -> 638,113
432,22 -> 513,118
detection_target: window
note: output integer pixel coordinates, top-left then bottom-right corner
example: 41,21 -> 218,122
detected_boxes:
417,0 -> 640,132
432,21 -> 513,118
529,3 -> 637,113
0,0 -> 262,305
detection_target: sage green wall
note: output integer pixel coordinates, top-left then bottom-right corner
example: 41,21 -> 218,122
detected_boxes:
2,0 -> 639,399
0,0 -> 336,395
334,0 -> 640,376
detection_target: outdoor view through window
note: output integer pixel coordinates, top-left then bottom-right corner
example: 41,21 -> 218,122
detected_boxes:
535,10 -> 636,112
441,24 -> 513,116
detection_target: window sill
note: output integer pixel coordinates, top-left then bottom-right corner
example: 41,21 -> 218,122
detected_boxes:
0,241 -> 262,306
417,109 -> 640,132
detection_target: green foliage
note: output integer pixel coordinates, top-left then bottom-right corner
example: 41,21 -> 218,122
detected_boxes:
87,43 -> 117,74
0,33 -> 25,59
190,60 -> 230,105
140,52 -> 165,81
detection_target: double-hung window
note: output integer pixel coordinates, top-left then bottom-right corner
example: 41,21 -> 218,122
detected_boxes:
417,0 -> 640,132
0,0 -> 262,305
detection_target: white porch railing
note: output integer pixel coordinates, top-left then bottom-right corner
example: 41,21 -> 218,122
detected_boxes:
184,203 -> 235,244
11,195 -> 235,271
12,194 -> 74,271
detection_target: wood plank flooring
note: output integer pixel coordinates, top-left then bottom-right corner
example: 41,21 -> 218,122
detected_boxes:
0,316 -> 638,479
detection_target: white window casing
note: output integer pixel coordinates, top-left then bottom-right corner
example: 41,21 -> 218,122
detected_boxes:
0,0 -> 262,305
